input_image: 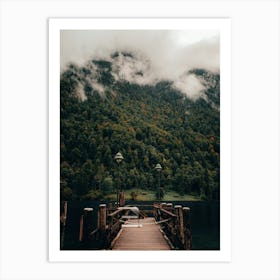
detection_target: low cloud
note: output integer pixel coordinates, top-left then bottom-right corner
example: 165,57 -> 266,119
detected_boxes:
61,30 -> 219,98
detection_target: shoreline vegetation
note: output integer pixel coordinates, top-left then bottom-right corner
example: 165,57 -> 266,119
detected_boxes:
64,188 -> 206,202
105,189 -> 201,201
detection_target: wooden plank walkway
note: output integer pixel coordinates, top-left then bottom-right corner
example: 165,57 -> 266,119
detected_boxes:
112,217 -> 171,250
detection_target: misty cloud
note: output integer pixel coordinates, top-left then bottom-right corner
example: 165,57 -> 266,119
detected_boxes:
61,30 -> 219,98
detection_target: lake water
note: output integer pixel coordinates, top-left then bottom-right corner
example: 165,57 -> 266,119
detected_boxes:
62,200 -> 220,250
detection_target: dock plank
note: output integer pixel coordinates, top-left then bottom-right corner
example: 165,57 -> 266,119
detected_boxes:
112,217 -> 170,250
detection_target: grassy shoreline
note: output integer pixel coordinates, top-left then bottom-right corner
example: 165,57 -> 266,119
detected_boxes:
104,188 -> 201,202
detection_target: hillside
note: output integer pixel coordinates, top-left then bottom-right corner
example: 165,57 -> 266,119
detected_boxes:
60,51 -> 220,201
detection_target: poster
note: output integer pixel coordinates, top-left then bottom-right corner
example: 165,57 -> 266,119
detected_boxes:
49,18 -> 231,262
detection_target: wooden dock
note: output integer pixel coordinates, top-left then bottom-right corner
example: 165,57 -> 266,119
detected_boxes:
111,217 -> 171,250
73,202 -> 191,250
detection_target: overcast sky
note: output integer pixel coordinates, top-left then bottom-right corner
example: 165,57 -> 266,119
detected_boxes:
60,30 -> 219,98
61,30 -> 219,70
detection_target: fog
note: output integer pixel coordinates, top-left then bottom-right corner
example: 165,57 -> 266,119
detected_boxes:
61,30 -> 219,98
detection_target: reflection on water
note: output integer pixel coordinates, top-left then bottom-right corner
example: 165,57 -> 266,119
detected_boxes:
62,200 -> 220,250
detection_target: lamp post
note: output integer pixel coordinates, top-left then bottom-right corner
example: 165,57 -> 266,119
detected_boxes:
155,163 -> 162,201
114,152 -> 124,205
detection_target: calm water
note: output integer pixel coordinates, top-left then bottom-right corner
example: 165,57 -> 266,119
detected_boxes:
62,200 -> 220,250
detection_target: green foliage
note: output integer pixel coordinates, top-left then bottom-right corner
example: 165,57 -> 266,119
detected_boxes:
60,181 -> 73,200
103,176 -> 114,194
60,59 -> 220,201
84,189 -> 104,200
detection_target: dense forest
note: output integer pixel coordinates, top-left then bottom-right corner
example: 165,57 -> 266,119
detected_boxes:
60,52 -> 220,201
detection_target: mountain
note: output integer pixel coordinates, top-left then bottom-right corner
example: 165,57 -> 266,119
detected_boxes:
60,51 -> 220,201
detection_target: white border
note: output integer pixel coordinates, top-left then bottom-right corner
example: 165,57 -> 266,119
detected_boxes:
49,18 -> 231,262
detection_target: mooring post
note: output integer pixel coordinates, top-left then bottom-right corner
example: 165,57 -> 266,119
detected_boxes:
98,204 -> 107,231
166,203 -> 173,211
79,215 -> 84,242
183,207 -> 191,250
98,204 -> 107,247
161,202 -> 167,209
175,205 -> 184,248
60,201 -> 68,249
119,191 -> 125,207
79,208 -> 94,243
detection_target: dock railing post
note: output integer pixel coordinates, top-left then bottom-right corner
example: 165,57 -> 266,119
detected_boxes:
98,204 -> 107,248
60,201 -> 68,249
119,191 -> 125,207
175,205 -> 184,248
166,203 -> 173,212
79,214 -> 84,242
79,208 -> 94,245
183,207 -> 191,250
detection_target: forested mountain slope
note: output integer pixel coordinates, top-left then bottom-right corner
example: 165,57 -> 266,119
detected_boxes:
60,52 -> 220,201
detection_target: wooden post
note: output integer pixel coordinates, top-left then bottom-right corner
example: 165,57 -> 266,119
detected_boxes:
98,204 -> 107,248
183,207 -> 191,250
131,191 -> 137,200
98,204 -> 106,231
79,208 -> 94,242
60,201 -> 67,249
60,201 -> 68,226
153,203 -> 158,220
79,215 -> 84,242
175,205 -> 184,247
119,191 -> 125,207
166,203 -> 173,210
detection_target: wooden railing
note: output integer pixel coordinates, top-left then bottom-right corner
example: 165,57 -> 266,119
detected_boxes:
125,204 -> 155,217
106,208 -> 125,248
154,203 -> 191,250
78,207 -> 100,249
78,205 -> 131,249
75,202 -> 191,250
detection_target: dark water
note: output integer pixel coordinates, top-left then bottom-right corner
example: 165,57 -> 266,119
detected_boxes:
62,200 -> 220,250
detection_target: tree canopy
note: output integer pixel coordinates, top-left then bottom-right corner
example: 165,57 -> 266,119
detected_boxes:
60,60 -> 220,201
